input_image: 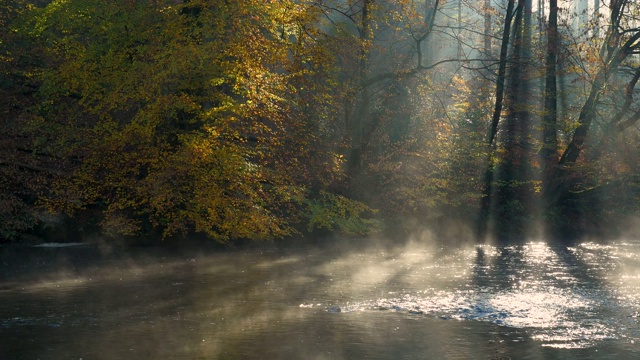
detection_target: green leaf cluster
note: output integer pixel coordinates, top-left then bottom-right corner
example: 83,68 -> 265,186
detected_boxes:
305,191 -> 384,237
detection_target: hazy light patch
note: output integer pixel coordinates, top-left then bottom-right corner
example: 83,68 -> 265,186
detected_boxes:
16,276 -> 93,292
194,263 -> 238,275
31,242 -> 86,248
313,243 -> 459,294
252,255 -> 304,270
475,244 -> 500,257
315,252 -> 396,289
522,242 -> 555,265
614,244 -> 640,272
3,257 -> 199,294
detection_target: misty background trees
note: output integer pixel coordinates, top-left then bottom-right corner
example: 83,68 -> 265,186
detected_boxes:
2,0 -> 640,244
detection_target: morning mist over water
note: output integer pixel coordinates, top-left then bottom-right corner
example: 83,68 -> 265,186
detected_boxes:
2,238 -> 640,358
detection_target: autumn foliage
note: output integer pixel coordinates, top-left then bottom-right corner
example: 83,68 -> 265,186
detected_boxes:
3,0 -> 640,243
1,0 -> 353,242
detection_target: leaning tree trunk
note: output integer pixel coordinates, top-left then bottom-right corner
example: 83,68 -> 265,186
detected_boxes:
477,0 -> 517,241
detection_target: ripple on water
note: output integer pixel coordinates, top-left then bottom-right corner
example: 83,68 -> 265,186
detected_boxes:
336,286 -> 627,348
312,241 -> 640,350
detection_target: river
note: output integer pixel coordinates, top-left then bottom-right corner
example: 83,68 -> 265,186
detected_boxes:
1,238 -> 639,359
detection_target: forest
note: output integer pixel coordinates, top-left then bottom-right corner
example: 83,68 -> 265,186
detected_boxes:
2,0 -> 640,244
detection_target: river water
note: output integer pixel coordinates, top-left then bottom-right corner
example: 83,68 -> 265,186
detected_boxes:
1,238 -> 639,359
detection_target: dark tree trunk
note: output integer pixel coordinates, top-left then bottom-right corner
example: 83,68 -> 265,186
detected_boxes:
542,0 -> 559,199
486,0 -> 517,147
484,0 -> 491,56
493,0 -> 533,241
347,0 -> 372,189
477,0 -> 517,241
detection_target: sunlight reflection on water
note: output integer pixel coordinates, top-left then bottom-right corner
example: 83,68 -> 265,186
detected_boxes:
332,240 -> 640,350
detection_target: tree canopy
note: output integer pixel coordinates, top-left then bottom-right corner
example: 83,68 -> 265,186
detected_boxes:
3,0 -> 640,244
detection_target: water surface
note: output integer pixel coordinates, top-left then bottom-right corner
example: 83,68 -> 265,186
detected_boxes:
1,239 -> 639,359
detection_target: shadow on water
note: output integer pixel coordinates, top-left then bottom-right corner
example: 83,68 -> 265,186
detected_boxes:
470,241 -> 640,354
